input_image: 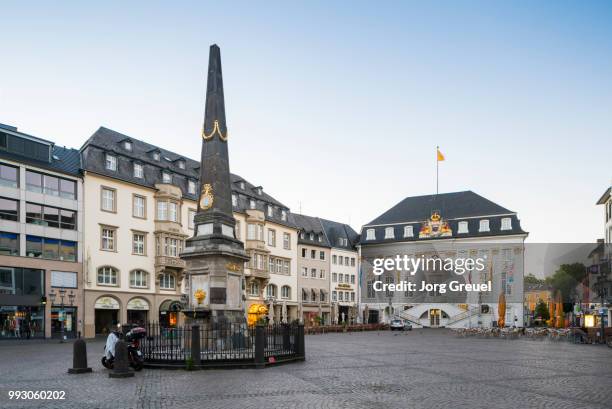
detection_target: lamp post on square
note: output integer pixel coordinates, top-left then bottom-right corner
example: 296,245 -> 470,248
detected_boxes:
49,288 -> 75,343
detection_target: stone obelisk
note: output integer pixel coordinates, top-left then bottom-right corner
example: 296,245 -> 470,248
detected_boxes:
181,44 -> 249,325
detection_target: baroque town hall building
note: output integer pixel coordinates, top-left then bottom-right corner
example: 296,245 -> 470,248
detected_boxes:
359,191 -> 528,328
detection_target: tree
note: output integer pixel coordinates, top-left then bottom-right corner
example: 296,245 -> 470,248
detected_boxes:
524,273 -> 545,285
534,299 -> 550,323
544,263 -> 586,312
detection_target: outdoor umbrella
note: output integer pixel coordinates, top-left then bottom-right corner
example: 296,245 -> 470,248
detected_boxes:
548,300 -> 555,327
364,304 -> 369,324
498,293 -> 506,327
282,301 -> 287,324
555,290 -> 564,328
318,302 -> 322,324
268,299 -> 275,324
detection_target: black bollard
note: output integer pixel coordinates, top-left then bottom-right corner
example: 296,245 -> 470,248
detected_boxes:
109,340 -> 134,378
191,324 -> 201,367
254,324 -> 265,369
296,324 -> 305,360
68,339 -> 92,374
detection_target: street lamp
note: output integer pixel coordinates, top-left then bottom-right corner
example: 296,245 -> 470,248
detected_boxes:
48,288 -> 75,343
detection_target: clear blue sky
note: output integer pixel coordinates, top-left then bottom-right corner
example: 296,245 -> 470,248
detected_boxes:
1,1 -> 610,242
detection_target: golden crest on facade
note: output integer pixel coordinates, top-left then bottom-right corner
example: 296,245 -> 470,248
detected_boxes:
226,262 -> 242,272
419,211 -> 452,238
194,288 -> 207,305
199,183 -> 214,210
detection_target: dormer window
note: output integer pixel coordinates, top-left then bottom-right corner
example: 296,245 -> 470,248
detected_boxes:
123,141 -> 132,151
188,180 -> 196,195
479,219 -> 490,232
300,232 -> 305,239
256,187 -> 263,195
152,151 -> 160,161
458,221 -> 469,234
384,227 -> 394,239
281,210 -> 287,221
249,199 -> 256,209
267,205 -> 273,217
501,217 -> 512,230
403,226 -> 413,238
162,172 -> 172,184
232,194 -> 237,207
133,163 -> 143,178
366,229 -> 376,240
105,154 -> 117,171
318,234 -> 323,242
309,233 -> 314,240
240,182 -> 245,189
177,160 -> 185,169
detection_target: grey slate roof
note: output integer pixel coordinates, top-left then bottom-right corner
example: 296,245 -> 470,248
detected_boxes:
319,218 -> 359,250
0,125 -> 81,176
291,213 -> 330,247
361,190 -> 526,244
81,126 -> 292,226
292,213 -> 359,250
366,191 -> 513,226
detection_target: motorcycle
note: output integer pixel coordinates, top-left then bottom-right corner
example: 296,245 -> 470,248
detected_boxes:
101,326 -> 146,371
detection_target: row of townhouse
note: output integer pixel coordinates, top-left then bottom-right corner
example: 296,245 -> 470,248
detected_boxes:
0,123 -> 360,339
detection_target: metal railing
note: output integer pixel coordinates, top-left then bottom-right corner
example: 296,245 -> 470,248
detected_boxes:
141,322 -> 303,367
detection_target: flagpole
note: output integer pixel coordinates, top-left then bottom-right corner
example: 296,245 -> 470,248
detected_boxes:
436,146 -> 439,195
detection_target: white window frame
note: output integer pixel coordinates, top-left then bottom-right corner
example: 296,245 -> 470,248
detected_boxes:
133,195 -> 146,218
188,180 -> 196,195
162,172 -> 172,184
101,188 -> 115,212
366,229 -> 375,240
105,154 -> 117,171
101,227 -> 116,251
97,266 -> 117,286
501,217 -> 512,230
403,225 -> 413,238
130,269 -> 148,288
384,227 -> 394,239
479,219 -> 490,232
159,273 -> 175,290
132,232 -> 145,255
133,163 -> 143,178
458,221 -> 469,234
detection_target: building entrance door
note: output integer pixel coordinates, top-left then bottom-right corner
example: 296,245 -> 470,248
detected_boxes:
430,309 -> 441,327
95,309 -> 118,335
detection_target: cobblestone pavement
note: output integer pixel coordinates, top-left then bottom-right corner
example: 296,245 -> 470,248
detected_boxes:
0,329 -> 611,409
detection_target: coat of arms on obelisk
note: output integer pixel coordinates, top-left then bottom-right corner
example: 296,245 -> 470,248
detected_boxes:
199,183 -> 214,210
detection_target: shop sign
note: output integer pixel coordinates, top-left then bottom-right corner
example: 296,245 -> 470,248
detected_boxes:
127,298 -> 150,310
94,297 -> 120,310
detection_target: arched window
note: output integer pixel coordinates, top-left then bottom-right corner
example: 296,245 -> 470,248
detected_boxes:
266,284 -> 277,298
159,273 -> 175,289
249,281 -> 259,296
97,266 -> 118,286
129,270 -> 148,288
281,285 -> 291,299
